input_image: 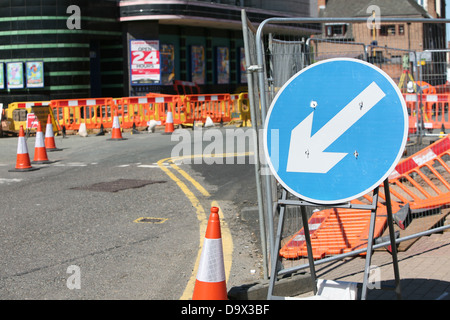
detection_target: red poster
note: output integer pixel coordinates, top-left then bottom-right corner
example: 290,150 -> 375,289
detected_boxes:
130,40 -> 160,85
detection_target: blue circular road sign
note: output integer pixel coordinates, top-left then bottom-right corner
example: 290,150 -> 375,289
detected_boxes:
264,58 -> 408,204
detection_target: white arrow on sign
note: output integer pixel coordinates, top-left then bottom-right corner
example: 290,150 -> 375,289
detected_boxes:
286,81 -> 386,174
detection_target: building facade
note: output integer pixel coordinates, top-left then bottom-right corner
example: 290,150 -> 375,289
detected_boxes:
0,0 -> 122,105
0,0 -> 316,105
315,0 -> 447,86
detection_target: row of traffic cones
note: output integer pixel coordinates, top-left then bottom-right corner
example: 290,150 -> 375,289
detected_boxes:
9,114 -> 60,172
9,109 -> 177,171
96,110 -> 175,137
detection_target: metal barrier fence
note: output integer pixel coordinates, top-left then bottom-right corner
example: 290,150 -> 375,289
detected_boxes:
242,11 -> 450,299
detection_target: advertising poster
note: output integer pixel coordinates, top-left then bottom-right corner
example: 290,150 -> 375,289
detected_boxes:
161,44 -> 175,85
217,47 -> 230,84
26,61 -> 44,88
0,63 -> 4,89
7,62 -> 24,89
191,45 -> 205,85
130,39 -> 161,85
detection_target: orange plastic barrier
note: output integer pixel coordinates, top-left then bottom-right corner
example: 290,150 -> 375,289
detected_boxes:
51,98 -> 115,130
47,92 -> 246,132
403,93 -> 450,131
145,93 -> 184,125
388,135 -> 450,209
280,205 -> 390,260
280,135 -> 450,260
114,96 -> 159,128
182,94 -> 232,124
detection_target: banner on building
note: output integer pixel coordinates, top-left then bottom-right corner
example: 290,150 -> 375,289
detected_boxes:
130,39 -> 161,85
7,62 -> 24,89
0,63 -> 4,89
217,47 -> 230,84
161,43 -> 175,85
26,61 -> 44,88
191,45 -> 205,85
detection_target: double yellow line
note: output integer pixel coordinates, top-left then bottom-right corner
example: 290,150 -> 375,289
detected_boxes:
157,152 -> 251,300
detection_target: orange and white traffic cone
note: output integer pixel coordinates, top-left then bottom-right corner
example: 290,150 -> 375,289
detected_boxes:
9,126 -> 39,172
163,111 -> 174,134
32,121 -> 52,164
108,110 -> 126,140
45,114 -> 61,151
192,207 -> 228,300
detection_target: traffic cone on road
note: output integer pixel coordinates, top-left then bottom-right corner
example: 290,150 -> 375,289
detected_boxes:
32,122 -> 52,164
9,126 -> 39,172
204,116 -> 214,128
96,124 -> 105,136
108,110 -> 126,140
192,207 -> 228,300
163,111 -> 174,134
45,114 -> 61,151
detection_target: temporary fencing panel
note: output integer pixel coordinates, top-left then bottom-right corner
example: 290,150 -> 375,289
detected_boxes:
404,92 -> 450,132
146,94 -> 184,125
181,94 -> 232,124
50,98 -> 115,131
114,96 -> 160,128
243,12 -> 450,300
6,92 -> 240,134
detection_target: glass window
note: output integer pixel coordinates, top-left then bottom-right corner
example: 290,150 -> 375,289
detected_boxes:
380,25 -> 396,36
325,24 -> 347,37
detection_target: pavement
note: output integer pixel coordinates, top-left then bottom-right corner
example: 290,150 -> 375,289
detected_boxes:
302,229 -> 450,300
229,215 -> 450,300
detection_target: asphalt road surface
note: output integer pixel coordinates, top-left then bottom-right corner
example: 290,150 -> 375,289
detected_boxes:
0,126 -> 263,299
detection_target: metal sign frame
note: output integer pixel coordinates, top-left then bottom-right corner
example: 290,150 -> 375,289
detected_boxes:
266,182 -> 401,300
251,16 -> 450,300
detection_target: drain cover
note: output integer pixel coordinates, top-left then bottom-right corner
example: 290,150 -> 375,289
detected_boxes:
71,179 -> 166,192
134,217 -> 168,224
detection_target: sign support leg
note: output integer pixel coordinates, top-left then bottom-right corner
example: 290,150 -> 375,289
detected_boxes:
383,179 -> 402,300
267,187 -> 318,299
267,189 -> 287,300
361,186 -> 379,300
300,204 -> 317,294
